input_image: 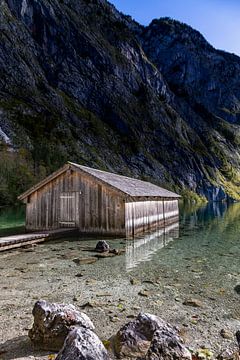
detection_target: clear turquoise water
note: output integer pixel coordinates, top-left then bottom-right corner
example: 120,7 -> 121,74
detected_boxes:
0,206 -> 25,236
0,202 -> 239,354
1,201 -> 239,296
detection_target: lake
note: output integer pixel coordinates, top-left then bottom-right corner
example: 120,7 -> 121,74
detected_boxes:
0,206 -> 25,236
0,202 -> 239,359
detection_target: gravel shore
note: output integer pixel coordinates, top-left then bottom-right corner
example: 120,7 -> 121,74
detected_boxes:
0,236 -> 239,359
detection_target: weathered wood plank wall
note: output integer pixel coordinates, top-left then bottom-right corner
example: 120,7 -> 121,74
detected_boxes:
25,169 -> 179,237
26,170 -> 125,235
125,200 -> 179,238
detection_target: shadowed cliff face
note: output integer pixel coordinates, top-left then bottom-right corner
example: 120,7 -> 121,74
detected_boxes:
1,0 -> 240,203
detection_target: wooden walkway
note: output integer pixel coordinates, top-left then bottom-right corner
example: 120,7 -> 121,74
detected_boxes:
0,228 -> 78,252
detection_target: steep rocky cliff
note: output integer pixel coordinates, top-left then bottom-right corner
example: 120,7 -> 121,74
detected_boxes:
1,0 -> 240,204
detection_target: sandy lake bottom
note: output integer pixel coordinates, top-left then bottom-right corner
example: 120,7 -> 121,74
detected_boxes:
0,202 -> 239,359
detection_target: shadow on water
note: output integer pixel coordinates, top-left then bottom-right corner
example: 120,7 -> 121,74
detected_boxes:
0,206 -> 25,237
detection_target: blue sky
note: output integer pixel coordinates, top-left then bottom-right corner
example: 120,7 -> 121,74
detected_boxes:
109,0 -> 240,56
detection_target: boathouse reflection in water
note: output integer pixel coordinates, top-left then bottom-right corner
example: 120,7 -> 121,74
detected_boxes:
125,221 -> 179,270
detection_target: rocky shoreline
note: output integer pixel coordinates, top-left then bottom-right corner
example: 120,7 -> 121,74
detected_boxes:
4,298 -> 240,360
27,299 -> 194,359
0,238 -> 239,360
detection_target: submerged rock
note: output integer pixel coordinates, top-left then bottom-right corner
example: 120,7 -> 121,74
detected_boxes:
220,329 -> 233,340
73,257 -> 98,265
183,298 -> 203,308
75,273 -> 84,278
110,248 -> 125,255
28,300 -> 94,351
217,350 -> 240,360
110,313 -> 179,358
236,330 -> 240,348
56,327 -> 111,360
95,252 -> 116,258
130,278 -> 141,285
138,290 -> 151,297
95,240 -> 110,253
234,285 -> 240,295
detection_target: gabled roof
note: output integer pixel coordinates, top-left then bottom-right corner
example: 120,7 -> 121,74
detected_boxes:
70,162 -> 180,198
18,162 -> 180,200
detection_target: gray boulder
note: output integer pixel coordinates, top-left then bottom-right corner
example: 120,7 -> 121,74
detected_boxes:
144,328 -> 192,360
56,327 -> 111,360
110,313 -> 180,358
95,240 -> 110,253
28,300 -> 94,351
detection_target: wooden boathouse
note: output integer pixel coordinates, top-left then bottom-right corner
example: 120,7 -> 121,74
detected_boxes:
18,162 -> 180,237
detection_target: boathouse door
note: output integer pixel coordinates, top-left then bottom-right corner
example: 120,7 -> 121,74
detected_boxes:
59,192 -> 79,227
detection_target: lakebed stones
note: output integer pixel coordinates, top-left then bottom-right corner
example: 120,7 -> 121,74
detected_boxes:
56,327 -> 111,360
220,329 -> 233,340
28,300 -> 94,351
110,248 -> 125,255
72,242 -> 125,264
138,290 -> 151,297
130,278 -> 141,285
73,257 -> 97,265
95,240 -> 110,253
95,252 -> 116,258
217,350 -> 240,360
236,330 -> 240,348
234,285 -> 240,295
75,272 -> 84,278
183,298 -> 203,308
110,312 -> 190,359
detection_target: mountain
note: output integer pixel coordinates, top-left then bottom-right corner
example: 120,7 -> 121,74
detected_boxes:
1,0 -> 240,204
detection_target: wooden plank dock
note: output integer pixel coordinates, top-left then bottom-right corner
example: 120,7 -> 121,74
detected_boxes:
0,228 -> 78,252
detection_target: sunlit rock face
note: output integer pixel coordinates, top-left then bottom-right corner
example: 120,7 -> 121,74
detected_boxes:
140,18 -> 240,124
56,327 -> 111,360
28,300 -> 95,351
1,1 -> 240,201
110,312 -> 191,359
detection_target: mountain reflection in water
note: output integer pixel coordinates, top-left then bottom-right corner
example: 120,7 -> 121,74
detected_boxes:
125,201 -> 240,271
